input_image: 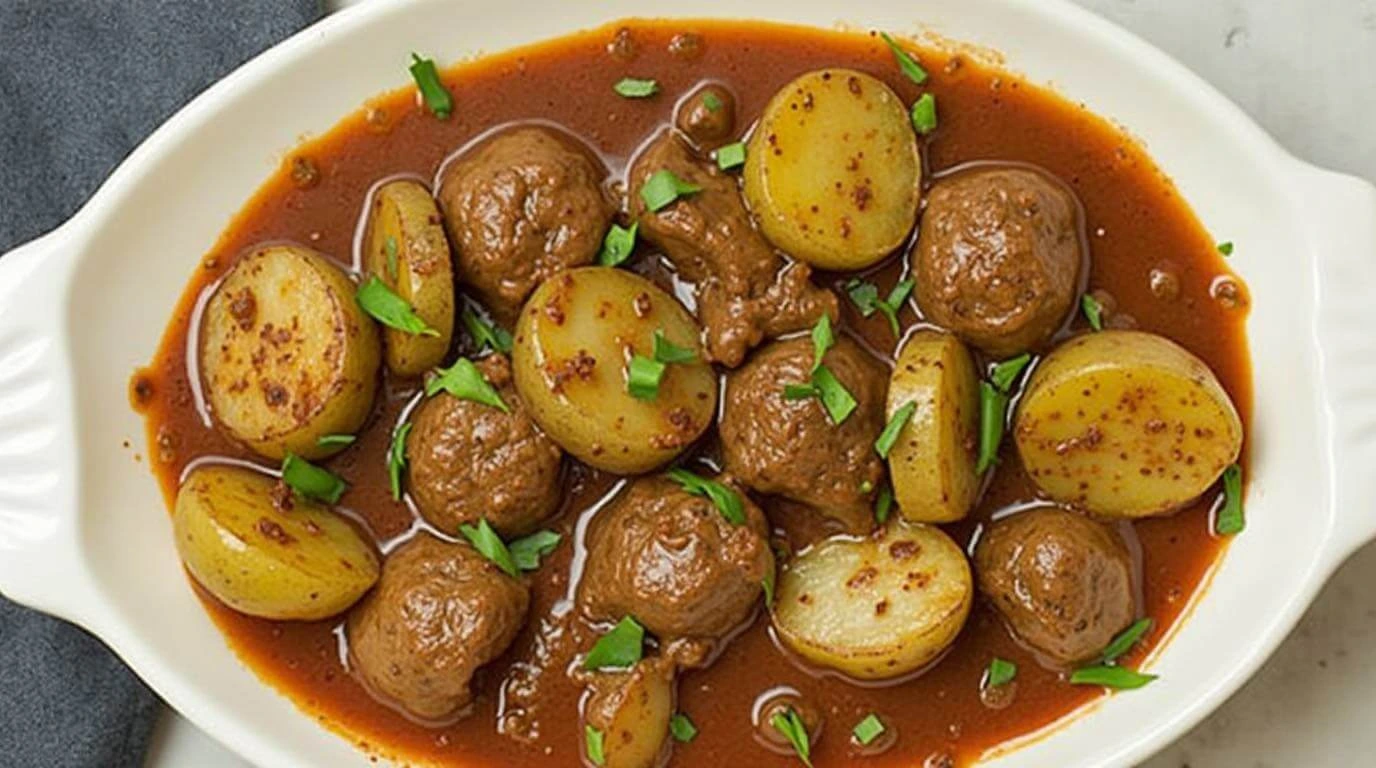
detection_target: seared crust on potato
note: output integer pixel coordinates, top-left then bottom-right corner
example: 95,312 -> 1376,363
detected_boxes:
200,244 -> 380,460
1014,330 -> 1243,517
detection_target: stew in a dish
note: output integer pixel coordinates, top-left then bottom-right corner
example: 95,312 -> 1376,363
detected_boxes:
133,19 -> 1251,768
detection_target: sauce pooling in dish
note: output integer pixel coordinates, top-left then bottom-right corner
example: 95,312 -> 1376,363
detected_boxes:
133,19 -> 1250,767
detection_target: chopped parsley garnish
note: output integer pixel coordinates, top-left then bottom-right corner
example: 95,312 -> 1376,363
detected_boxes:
986,657 -> 1017,687
762,568 -> 776,607
845,278 -> 913,336
583,616 -> 645,670
875,401 -> 917,458
975,381 -> 1009,474
1069,665 -> 1157,690
770,707 -> 813,766
386,422 -> 411,500
508,529 -> 562,571
585,725 -> 606,766
874,485 -> 894,524
356,277 -> 440,337
1214,463 -> 1245,535
852,713 -> 886,746
408,53 -> 453,119
990,353 -> 1032,393
613,77 -> 660,98
1217,241 -> 1234,256
626,354 -> 666,400
280,452 -> 347,504
458,518 -> 519,578
652,329 -> 697,363
1081,293 -> 1105,331
670,713 -> 698,743
640,169 -> 702,212
783,315 -> 857,423
1100,618 -> 1154,663
667,468 -> 746,525
461,307 -> 512,353
316,434 -> 356,448
880,32 -> 928,84
716,141 -> 747,171
426,358 -> 509,412
910,93 -> 938,134
702,91 -> 724,112
598,222 -> 639,267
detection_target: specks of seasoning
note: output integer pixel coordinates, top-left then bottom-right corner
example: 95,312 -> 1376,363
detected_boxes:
290,156 -> 320,189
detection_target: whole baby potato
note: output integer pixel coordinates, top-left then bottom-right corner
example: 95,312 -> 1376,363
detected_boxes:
200,244 -> 380,461
512,267 -> 717,474
173,465 -> 379,620
582,658 -> 676,768
1014,330 -> 1243,517
744,68 -> 922,270
361,179 -> 456,377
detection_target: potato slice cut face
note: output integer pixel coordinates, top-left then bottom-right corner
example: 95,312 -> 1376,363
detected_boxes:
1014,330 -> 1243,517
886,330 -> 981,522
773,519 -> 972,680
200,244 -> 380,461
512,267 -> 716,474
362,179 -> 456,376
744,68 -> 922,270
173,465 -> 379,620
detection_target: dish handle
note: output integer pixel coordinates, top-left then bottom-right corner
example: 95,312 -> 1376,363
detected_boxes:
1301,163 -> 1376,562
0,224 -> 99,625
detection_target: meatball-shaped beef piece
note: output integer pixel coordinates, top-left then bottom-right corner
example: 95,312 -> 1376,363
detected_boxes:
974,507 -> 1135,664
407,354 -> 563,537
347,533 -> 530,722
437,126 -> 614,321
720,336 -> 886,532
914,167 -> 1083,357
675,83 -> 736,149
578,476 -> 772,654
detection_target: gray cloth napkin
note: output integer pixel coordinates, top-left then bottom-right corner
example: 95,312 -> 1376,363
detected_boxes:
0,1 -> 319,765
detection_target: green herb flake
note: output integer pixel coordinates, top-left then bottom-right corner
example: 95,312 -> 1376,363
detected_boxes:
426,358 -> 509,412
783,383 -> 820,400
852,713 -> 886,746
386,422 -> 412,501
846,279 -> 910,335
910,93 -> 938,134
316,434 -> 356,448
986,657 -> 1018,688
1101,617 -> 1154,663
408,53 -> 453,119
626,355 -> 667,400
813,364 -> 858,424
1214,463 -> 1245,535
667,468 -> 747,525
990,353 -> 1032,393
874,485 -> 894,524
810,314 -> 835,372
640,169 -> 702,212
875,401 -> 917,458
585,725 -> 606,766
653,329 -> 697,364
583,615 -> 645,670
762,568 -> 776,607
702,91 -> 724,112
670,713 -> 698,743
770,708 -> 813,767
384,235 -> 399,281
613,77 -> 660,98
880,32 -> 929,85
508,529 -> 562,572
461,307 -> 513,353
846,280 -> 882,317
598,222 -> 639,267
280,452 -> 347,504
1217,241 -> 1234,256
458,518 -> 518,578
1081,293 -> 1104,332
716,141 -> 747,171
357,277 -> 440,337
975,380 -> 1010,474
1069,665 -> 1158,690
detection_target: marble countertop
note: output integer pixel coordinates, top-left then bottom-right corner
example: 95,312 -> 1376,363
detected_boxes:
145,1 -> 1376,766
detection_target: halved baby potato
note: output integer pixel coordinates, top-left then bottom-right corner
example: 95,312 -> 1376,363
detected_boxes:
743,68 -> 922,270
200,244 -> 380,461
173,465 -> 379,620
887,330 -> 981,523
362,179 -> 456,376
512,267 -> 717,474
583,658 -> 676,768
772,518 -> 972,680
1014,330 -> 1243,517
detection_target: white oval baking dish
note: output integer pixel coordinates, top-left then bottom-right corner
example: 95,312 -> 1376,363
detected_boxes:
0,0 -> 1373,766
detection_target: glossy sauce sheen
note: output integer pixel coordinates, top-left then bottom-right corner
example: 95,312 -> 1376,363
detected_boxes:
134,20 -> 1251,767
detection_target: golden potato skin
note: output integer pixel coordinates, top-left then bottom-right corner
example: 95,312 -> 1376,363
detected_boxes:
744,68 -> 922,270
887,331 -> 981,523
200,244 -> 380,460
512,267 -> 717,474
582,658 -> 676,768
362,179 -> 456,377
173,465 -> 379,620
1014,330 -> 1243,517
772,519 -> 972,680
